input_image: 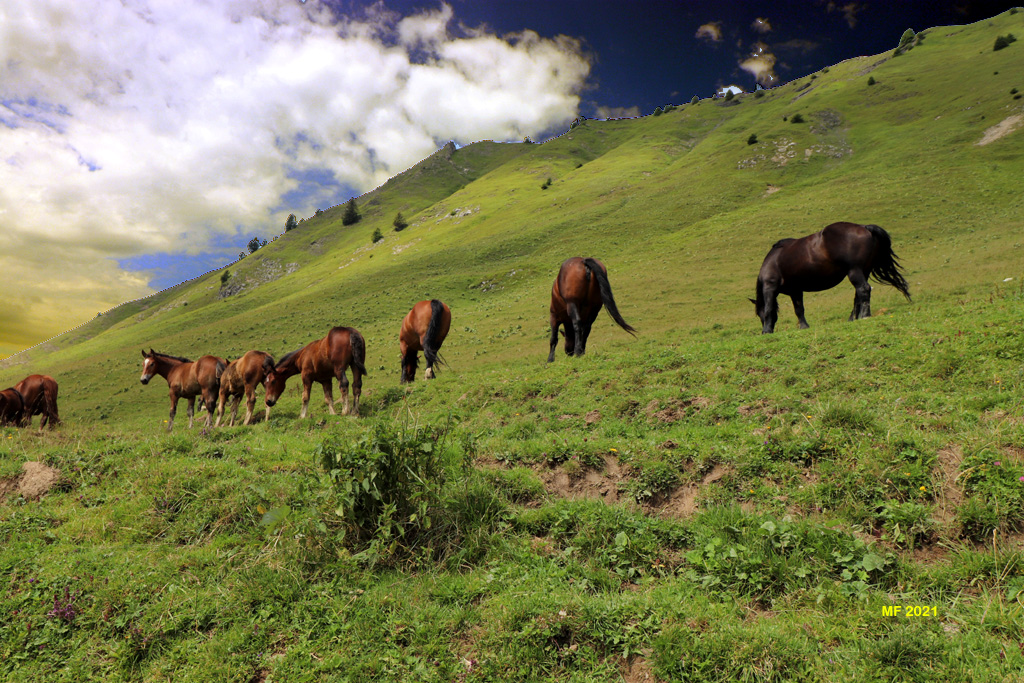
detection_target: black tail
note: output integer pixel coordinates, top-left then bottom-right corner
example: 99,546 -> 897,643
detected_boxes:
215,359 -> 227,380
583,258 -> 637,336
864,224 -> 912,301
350,330 -> 369,377
423,299 -> 447,373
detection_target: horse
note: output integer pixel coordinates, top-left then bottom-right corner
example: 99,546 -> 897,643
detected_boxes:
0,388 -> 24,426
548,257 -> 636,362
13,375 -> 60,428
400,299 -> 451,383
264,327 -> 368,418
215,350 -> 276,427
751,222 -> 911,334
140,350 -> 226,430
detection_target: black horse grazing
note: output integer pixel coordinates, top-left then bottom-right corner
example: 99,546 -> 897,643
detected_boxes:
548,257 -> 636,362
752,222 -> 911,334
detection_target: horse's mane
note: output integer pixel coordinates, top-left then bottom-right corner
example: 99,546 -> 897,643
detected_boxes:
276,349 -> 301,368
769,238 -> 796,252
152,351 -> 192,363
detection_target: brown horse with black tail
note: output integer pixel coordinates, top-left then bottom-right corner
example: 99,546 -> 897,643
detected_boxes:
400,299 -> 451,383
548,257 -> 636,362
216,350 -> 276,427
0,388 -> 25,426
752,222 -> 911,334
264,327 -> 367,418
140,350 -> 226,430
13,375 -> 60,428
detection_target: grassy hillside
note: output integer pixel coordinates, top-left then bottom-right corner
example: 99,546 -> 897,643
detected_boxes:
2,10 -> 1024,682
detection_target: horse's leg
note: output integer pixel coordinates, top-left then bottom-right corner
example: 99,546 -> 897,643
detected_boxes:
186,397 -> 196,429
167,393 -> 178,431
300,377 -> 312,418
791,292 -> 810,329
336,367 -> 350,416
848,271 -> 872,320
231,395 -> 242,426
762,286 -> 780,334
568,303 -> 584,356
215,393 -> 225,427
202,392 -> 214,428
547,319 -> 560,363
244,386 -> 256,425
352,368 -> 362,417
323,378 -> 337,416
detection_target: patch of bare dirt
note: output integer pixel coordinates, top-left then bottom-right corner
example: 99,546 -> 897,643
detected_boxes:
976,114 -> 1023,146
0,461 -> 62,501
584,410 -> 601,425
620,654 -> 659,683
538,455 -> 626,504
645,396 -> 709,424
738,400 -> 785,418
763,184 -> 781,197
651,464 -> 732,519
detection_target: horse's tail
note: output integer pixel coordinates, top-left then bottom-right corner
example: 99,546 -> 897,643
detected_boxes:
864,224 -> 912,301
215,359 -> 227,381
423,299 -> 448,373
583,258 -> 637,336
44,381 -> 59,426
350,329 -> 369,377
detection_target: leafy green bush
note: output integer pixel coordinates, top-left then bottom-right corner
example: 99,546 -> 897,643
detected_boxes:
790,113 -> 804,123
994,34 -> 1017,51
747,133 -> 758,145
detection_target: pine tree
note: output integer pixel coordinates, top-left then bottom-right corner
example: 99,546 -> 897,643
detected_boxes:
342,198 -> 361,226
285,213 -> 298,232
393,212 -> 408,231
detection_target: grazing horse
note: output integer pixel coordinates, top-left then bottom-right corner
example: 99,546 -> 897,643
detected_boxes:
140,350 -> 226,430
216,350 -> 276,427
264,327 -> 367,418
400,299 -> 451,383
752,222 -> 911,334
13,375 -> 60,428
548,257 -> 636,363
0,388 -> 25,426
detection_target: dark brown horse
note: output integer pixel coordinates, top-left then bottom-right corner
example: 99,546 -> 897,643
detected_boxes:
753,222 -> 911,334
140,350 -> 226,430
400,299 -> 451,383
215,350 -> 276,427
264,327 -> 367,418
13,375 -> 60,428
548,257 -> 636,362
0,388 -> 25,426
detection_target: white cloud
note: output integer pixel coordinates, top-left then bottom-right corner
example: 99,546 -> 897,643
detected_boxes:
0,0 -> 590,355
739,42 -> 778,86
695,22 -> 723,43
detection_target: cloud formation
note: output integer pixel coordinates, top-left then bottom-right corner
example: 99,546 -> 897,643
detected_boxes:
0,0 -> 591,356
739,42 -> 779,86
695,22 -> 723,43
751,17 -> 772,34
827,2 -> 867,29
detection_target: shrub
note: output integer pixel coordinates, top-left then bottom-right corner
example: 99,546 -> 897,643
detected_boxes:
540,177 -> 552,190
341,198 -> 361,226
747,133 -> 758,145
392,212 -> 408,231
724,91 -> 734,101
790,113 -> 805,124
285,213 -> 297,232
371,227 -> 383,243
220,270 -> 230,285
994,34 -> 1017,51
653,106 -> 663,116
690,95 -> 699,104
247,236 -> 267,254
868,76 -> 876,86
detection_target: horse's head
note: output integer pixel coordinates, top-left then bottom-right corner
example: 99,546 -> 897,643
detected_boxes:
140,349 -> 157,384
264,368 -> 286,407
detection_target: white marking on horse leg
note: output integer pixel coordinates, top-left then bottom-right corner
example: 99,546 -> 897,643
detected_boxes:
425,367 -> 434,380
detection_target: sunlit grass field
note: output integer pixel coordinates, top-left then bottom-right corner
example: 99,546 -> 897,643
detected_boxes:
2,10 -> 1023,682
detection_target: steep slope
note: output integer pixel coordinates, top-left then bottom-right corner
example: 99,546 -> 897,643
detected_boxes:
1,9 -> 1022,424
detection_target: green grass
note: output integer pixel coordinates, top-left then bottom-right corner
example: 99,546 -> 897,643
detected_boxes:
2,10 -> 1024,682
